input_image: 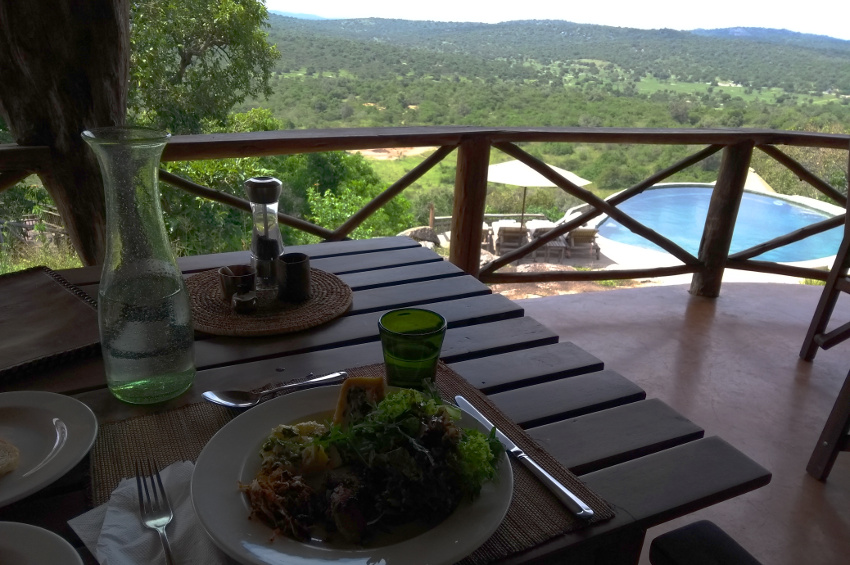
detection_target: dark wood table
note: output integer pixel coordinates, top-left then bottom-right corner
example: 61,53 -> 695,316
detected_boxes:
0,236 -> 771,564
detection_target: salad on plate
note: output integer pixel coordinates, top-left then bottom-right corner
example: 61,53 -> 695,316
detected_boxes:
239,376 -> 503,545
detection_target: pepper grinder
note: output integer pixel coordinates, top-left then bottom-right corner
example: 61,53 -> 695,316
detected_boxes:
245,176 -> 284,290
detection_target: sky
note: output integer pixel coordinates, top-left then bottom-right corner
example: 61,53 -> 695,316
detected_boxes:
265,1 -> 850,41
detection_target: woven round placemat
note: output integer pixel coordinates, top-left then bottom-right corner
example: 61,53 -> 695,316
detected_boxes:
186,268 -> 352,336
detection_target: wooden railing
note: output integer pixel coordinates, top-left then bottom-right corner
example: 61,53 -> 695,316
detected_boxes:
2,126 -> 848,297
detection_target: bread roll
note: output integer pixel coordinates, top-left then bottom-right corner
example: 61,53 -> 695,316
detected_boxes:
0,438 -> 20,476
332,376 -> 386,426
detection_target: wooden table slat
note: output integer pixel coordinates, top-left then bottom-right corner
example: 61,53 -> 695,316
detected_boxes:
487,369 -> 646,428
449,342 -> 605,394
286,236 -> 423,259
192,293 -> 523,370
350,276 -> 491,314
77,318 -> 564,424
55,236 -> 424,286
1,355 -> 105,394
580,436 -> 772,527
440,317 -> 559,363
500,437 -> 773,565
72,255 -> 470,314
339,260 -> 464,291
177,237 -> 425,275
527,399 -> 705,475
311,245 -> 442,275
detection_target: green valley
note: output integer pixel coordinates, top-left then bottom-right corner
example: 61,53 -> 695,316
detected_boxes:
239,16 -> 850,225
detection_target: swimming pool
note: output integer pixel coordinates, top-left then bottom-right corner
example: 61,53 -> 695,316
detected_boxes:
596,184 -> 843,263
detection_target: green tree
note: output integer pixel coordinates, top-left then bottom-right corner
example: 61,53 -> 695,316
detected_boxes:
162,156 -> 266,255
129,0 -> 279,133
162,109 -> 396,253
277,152 -> 383,199
0,177 -> 54,241
303,180 -> 414,242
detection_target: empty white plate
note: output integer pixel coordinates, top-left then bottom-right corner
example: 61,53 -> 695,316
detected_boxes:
0,391 -> 98,508
0,521 -> 84,565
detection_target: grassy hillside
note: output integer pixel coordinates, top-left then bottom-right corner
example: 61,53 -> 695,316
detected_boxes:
267,16 -> 850,94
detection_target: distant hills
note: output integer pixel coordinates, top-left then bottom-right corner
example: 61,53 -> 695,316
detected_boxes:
266,15 -> 850,93
691,27 -> 850,51
269,11 -> 326,21
268,11 -> 849,44
254,12 -> 848,204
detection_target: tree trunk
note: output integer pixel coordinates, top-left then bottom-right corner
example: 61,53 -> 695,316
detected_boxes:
0,0 -> 129,265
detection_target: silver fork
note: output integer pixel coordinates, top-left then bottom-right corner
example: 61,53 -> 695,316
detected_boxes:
135,458 -> 176,565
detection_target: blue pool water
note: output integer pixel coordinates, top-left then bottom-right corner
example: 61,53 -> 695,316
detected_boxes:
596,185 -> 842,263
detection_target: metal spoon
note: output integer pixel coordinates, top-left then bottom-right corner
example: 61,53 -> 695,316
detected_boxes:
202,371 -> 347,408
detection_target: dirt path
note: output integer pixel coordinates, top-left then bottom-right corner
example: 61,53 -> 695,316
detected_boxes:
350,147 -> 438,160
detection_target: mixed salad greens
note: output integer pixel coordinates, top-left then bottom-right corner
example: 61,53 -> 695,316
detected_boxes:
240,385 -> 502,544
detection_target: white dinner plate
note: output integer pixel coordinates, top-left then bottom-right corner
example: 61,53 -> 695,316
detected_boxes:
0,521 -> 84,565
192,386 -> 513,565
0,391 -> 98,508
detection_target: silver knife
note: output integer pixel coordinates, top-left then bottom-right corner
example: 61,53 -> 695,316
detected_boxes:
455,395 -> 594,519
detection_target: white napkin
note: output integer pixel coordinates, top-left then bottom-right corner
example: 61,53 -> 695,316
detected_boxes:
69,461 -> 233,565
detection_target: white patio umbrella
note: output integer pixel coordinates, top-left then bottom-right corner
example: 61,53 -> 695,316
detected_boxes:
487,160 -> 591,226
743,167 -> 775,194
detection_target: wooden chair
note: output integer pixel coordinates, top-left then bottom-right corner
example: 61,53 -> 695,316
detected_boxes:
800,210 -> 850,361
649,520 -> 762,565
807,367 -> 850,480
568,227 -> 601,259
495,226 -> 528,257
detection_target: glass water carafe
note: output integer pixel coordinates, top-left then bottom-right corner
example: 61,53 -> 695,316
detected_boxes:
82,127 -> 195,404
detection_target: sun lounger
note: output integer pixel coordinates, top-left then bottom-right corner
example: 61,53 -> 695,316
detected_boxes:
495,226 -> 528,257
569,227 -> 600,259
531,227 -> 570,263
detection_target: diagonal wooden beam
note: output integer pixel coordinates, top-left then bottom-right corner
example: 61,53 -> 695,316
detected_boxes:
757,144 -> 847,207
729,213 -> 845,261
332,145 -> 456,240
481,142 -> 702,275
159,169 -> 334,240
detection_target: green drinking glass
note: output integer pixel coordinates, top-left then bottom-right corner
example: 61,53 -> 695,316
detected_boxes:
378,308 -> 447,390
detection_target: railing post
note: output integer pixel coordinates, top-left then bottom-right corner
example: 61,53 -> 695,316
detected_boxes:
449,137 -> 490,277
690,141 -> 754,297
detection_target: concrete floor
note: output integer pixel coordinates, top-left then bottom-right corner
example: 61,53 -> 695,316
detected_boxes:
517,281 -> 850,565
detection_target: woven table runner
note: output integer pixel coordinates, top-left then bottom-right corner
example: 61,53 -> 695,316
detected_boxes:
186,267 -> 352,336
90,363 -> 614,564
